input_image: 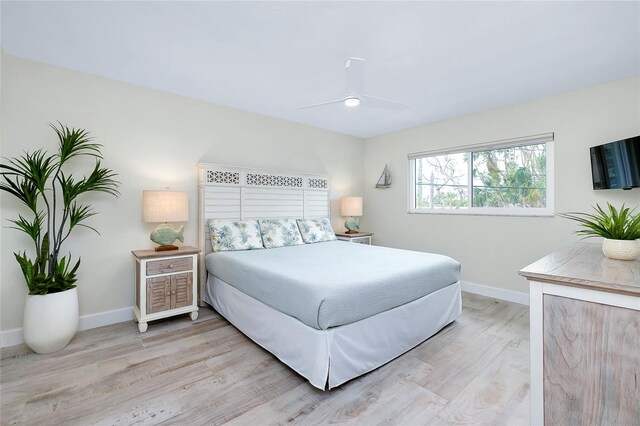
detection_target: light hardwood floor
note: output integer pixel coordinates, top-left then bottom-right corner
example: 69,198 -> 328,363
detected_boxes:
1,293 -> 530,425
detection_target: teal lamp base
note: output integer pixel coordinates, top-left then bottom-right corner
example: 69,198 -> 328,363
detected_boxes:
344,217 -> 360,234
150,223 -> 185,251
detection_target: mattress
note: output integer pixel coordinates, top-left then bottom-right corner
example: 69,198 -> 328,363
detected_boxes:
205,240 -> 460,330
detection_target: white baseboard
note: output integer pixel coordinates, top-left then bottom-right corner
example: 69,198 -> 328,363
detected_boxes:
78,306 -> 135,331
461,281 -> 529,306
0,328 -> 24,348
1,306 -> 134,348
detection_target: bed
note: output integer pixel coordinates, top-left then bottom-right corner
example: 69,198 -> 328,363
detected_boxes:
198,164 -> 462,389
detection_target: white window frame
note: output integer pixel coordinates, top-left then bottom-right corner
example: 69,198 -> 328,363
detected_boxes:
408,133 -> 554,217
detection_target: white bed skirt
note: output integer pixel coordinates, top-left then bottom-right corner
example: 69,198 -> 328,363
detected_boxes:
206,275 -> 461,389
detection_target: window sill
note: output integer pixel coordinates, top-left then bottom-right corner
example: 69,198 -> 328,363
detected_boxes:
408,208 -> 555,217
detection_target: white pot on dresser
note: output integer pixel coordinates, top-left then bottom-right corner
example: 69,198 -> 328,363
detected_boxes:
602,238 -> 640,260
23,287 -> 79,354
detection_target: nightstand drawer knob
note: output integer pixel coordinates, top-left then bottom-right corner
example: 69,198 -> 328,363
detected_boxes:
168,264 -> 174,269
166,292 -> 170,296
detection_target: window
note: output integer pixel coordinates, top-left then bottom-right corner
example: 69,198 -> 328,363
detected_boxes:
408,133 -> 554,216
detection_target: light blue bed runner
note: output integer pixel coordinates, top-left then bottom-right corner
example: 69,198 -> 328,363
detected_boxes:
206,240 -> 460,330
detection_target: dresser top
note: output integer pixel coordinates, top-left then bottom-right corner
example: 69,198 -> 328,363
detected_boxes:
519,242 -> 640,296
132,245 -> 200,259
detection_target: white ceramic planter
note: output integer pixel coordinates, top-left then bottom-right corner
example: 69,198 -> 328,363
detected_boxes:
23,287 -> 79,354
602,239 -> 640,261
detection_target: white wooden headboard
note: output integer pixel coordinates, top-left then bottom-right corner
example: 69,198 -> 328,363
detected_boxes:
197,163 -> 330,303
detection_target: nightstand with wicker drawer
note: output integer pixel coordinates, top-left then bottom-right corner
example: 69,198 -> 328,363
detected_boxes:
132,246 -> 200,332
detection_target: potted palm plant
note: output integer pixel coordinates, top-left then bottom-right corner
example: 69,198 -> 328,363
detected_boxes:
559,203 -> 640,260
1,123 -> 119,353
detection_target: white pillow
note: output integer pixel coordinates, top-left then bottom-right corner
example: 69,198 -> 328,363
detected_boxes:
296,218 -> 337,244
258,219 -> 304,249
208,220 -> 264,252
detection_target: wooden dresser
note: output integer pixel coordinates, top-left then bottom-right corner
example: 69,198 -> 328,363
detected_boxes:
335,231 -> 373,245
132,246 -> 200,332
520,243 -> 639,426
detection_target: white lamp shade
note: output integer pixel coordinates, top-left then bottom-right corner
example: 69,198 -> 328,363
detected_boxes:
143,191 -> 189,223
341,196 -> 363,217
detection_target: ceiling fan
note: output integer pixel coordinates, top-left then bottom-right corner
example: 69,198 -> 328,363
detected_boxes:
296,58 -> 409,110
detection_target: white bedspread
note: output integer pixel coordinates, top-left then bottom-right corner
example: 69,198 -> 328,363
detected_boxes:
208,276 -> 462,389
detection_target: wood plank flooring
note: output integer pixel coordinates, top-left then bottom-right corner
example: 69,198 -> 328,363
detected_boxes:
1,293 -> 530,425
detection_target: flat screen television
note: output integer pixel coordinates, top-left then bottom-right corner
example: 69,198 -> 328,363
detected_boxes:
590,136 -> 640,190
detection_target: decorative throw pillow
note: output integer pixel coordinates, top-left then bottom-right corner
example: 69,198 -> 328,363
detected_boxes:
208,220 -> 264,252
258,219 -> 304,249
296,218 -> 337,244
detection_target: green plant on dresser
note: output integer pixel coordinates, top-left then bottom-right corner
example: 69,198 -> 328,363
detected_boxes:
559,203 -> 640,260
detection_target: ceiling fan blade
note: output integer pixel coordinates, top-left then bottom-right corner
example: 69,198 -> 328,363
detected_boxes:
361,94 -> 409,110
344,57 -> 365,97
295,99 -> 345,110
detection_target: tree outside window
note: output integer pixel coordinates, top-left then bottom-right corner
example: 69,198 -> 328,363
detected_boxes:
412,140 -> 551,215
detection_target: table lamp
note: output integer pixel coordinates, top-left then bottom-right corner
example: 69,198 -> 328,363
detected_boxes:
143,190 -> 188,251
341,196 -> 363,234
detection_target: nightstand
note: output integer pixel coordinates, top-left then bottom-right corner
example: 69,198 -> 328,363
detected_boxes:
132,246 -> 200,332
335,231 -> 373,245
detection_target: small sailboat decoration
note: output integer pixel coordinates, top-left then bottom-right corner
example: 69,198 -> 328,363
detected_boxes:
375,165 -> 391,189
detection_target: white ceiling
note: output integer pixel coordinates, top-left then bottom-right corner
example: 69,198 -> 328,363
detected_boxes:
2,1 -> 639,138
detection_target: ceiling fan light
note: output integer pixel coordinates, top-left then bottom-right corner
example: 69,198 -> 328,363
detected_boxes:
344,97 -> 361,107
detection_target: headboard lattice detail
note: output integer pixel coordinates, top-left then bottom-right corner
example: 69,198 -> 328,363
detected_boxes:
246,173 -> 303,188
207,170 -> 240,185
308,178 -> 328,189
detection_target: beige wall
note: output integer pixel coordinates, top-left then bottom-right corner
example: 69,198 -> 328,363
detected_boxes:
362,75 -> 640,295
2,51 -> 638,334
0,54 -> 364,332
